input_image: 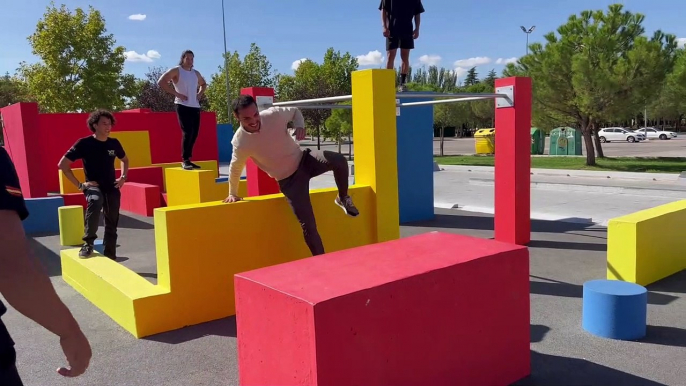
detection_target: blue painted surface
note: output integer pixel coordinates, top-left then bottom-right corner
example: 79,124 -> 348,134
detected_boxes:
396,93 -> 435,223
217,124 -> 234,163
582,279 -> 647,340
94,239 -> 105,254
23,196 -> 64,235
215,176 -> 246,183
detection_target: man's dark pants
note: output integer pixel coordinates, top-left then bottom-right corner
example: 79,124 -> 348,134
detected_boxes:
83,186 -> 121,256
175,104 -> 201,161
386,34 -> 415,51
278,149 -> 349,256
0,322 -> 22,385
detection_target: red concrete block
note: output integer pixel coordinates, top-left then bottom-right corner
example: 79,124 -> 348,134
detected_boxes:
120,182 -> 161,217
235,231 -> 531,386
160,193 -> 168,207
61,193 -> 86,209
116,166 -> 164,191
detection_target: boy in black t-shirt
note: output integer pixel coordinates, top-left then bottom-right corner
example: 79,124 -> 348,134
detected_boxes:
58,109 -> 129,260
0,147 -> 92,384
379,0 -> 425,91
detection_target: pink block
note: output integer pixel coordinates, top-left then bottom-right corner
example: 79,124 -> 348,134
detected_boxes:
235,232 -> 531,386
120,182 -> 160,217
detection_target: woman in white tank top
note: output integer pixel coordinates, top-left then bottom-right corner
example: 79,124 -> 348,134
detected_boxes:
158,50 -> 208,170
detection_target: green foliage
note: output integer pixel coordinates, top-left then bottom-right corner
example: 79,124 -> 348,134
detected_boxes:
205,43 -> 277,125
18,3 -> 135,112
0,73 -> 30,107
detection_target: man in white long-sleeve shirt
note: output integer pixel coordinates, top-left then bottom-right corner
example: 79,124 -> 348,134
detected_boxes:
223,95 -> 359,256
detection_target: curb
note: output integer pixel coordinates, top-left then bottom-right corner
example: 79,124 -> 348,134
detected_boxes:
434,202 -> 606,226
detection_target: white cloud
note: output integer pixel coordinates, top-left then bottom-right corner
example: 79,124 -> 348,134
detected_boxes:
451,67 -> 469,80
291,58 -> 308,71
125,50 -> 161,63
356,50 -> 384,66
678,37 -> 686,48
496,57 -> 518,65
128,14 -> 146,21
453,56 -> 491,68
418,54 -> 441,66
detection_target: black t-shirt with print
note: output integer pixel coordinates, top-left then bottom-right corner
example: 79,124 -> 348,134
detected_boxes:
379,0 -> 425,36
64,136 -> 126,193
0,146 -> 29,354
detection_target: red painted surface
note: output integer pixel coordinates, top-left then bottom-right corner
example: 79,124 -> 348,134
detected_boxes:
1,103 -> 48,198
240,87 -> 281,196
120,182 -> 161,217
235,231 -> 531,386
116,166 -> 164,193
61,193 -> 87,209
0,102 -> 218,197
161,193 -> 168,207
494,77 -> 532,246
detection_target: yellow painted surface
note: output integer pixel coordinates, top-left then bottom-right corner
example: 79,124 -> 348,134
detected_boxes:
153,160 -> 218,191
164,168 -> 247,207
607,199 -> 686,286
59,169 -> 86,194
110,131 -> 152,169
58,205 -> 84,246
62,69 -> 402,338
352,69 -> 400,242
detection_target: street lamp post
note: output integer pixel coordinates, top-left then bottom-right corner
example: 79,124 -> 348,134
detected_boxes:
520,25 -> 535,55
221,0 -> 231,121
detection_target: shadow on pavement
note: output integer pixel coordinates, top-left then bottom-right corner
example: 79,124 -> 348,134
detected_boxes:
639,325 -> 686,348
27,237 -> 62,277
407,212 -> 603,234
143,317 -> 237,344
529,275 -> 679,306
514,351 -> 667,386
118,214 -> 154,230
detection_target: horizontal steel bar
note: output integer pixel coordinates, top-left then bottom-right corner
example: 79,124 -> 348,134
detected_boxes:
291,104 -> 353,110
398,96 -> 497,107
396,92 -> 508,99
272,95 -> 352,106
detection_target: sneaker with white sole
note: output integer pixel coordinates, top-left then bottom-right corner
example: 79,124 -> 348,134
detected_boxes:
335,195 -> 360,217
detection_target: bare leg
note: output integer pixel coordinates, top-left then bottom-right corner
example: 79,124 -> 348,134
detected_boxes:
386,49 -> 397,70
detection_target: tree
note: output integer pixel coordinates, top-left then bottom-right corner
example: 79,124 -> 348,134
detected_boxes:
0,73 -> 30,107
18,3 -> 136,112
648,48 -> 686,130
464,67 -> 479,86
276,48 -> 358,149
504,4 -> 677,165
205,43 -> 277,125
323,102 -> 353,154
484,69 -> 497,88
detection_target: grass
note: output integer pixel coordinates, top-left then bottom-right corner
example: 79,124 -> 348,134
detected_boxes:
434,155 -> 686,174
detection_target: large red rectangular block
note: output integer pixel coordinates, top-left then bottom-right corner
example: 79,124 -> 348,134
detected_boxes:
120,182 -> 160,217
61,193 -> 86,209
235,231 -> 531,386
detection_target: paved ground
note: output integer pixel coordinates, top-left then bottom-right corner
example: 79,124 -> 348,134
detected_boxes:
3,207 -> 686,385
301,136 -> 686,157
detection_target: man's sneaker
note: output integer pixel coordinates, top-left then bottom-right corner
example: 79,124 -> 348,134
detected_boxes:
104,253 -> 117,261
335,195 -> 360,217
189,161 -> 201,169
181,161 -> 193,170
397,84 -> 408,92
78,244 -> 94,258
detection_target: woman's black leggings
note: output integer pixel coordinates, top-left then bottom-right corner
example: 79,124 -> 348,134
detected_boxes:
175,103 -> 201,161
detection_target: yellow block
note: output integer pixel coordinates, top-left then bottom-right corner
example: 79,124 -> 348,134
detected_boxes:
164,168 -> 247,207
153,160 -> 218,191
62,185 -> 376,338
607,199 -> 686,286
58,205 -> 84,246
110,131 -> 152,169
352,69 -> 400,242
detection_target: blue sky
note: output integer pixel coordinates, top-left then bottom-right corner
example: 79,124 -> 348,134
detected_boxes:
3,0 -> 686,83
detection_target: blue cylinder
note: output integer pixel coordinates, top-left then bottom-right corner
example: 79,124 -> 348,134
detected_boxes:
582,279 -> 647,340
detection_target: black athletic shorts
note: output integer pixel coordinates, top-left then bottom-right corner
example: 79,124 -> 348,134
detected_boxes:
386,35 -> 414,51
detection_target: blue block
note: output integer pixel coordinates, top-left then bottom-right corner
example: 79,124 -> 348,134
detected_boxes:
217,124 -> 234,163
216,177 -> 229,183
22,196 -> 64,235
582,279 -> 647,340
396,93 -> 435,223
94,239 -> 105,254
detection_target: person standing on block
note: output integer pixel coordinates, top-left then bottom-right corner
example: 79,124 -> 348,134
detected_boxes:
58,109 -> 129,260
223,95 -> 359,256
158,49 -> 208,170
379,0 -> 425,92
0,146 -> 92,384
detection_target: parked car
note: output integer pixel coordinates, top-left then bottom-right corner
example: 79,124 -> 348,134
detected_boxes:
634,127 -> 678,140
597,128 -> 646,143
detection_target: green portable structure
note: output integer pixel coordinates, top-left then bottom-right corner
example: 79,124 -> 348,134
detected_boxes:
530,127 -> 545,155
549,127 -> 582,155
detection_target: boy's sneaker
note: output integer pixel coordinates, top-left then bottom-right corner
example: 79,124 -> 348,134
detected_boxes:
397,84 -> 408,92
78,244 -> 94,258
335,195 -> 360,217
189,161 -> 201,169
181,160 -> 194,170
